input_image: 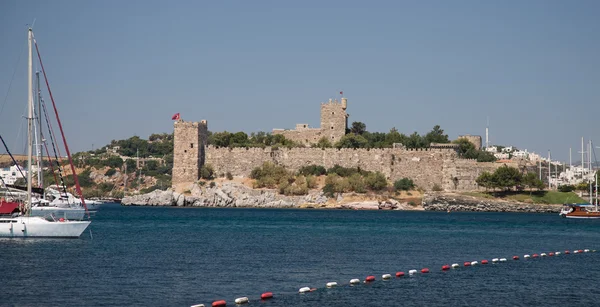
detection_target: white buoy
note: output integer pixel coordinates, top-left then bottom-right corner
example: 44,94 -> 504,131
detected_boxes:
326,282 -> 338,288
541,253 -> 547,257
350,279 -> 360,285
191,305 -> 205,307
584,249 -> 590,253
451,263 -> 459,268
382,274 -> 392,280
492,258 -> 499,263
409,269 -> 418,275
499,258 -> 507,262
555,252 -> 561,255
524,254 -> 530,259
299,287 -> 311,293
471,261 -> 478,266
574,250 -> 579,254
593,250 -> 596,253
235,297 -> 249,304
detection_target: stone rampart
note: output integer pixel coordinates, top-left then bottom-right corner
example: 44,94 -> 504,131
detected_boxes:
205,146 -> 514,191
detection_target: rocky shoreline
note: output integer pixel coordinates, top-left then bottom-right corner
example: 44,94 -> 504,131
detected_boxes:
121,183 -> 563,213
121,182 -> 416,210
422,192 -> 562,213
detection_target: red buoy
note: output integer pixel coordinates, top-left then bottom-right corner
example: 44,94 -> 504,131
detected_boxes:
421,268 -> 430,273
549,252 -> 554,256
441,265 -> 450,271
212,300 -> 226,307
309,288 -> 317,292
532,254 -> 539,258
396,272 -> 405,277
578,249 -> 583,253
261,292 -> 273,300
464,262 -> 471,267
565,250 -> 570,254
481,260 -> 489,264
513,256 -> 519,260
365,276 -> 375,282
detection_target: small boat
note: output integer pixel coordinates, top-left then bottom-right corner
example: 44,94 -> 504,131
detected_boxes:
559,203 -> 600,219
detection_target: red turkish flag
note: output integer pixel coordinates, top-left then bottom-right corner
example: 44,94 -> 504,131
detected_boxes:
171,113 -> 180,120
340,91 -> 343,96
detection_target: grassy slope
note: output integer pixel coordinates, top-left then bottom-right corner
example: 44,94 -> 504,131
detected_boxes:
463,191 -> 585,204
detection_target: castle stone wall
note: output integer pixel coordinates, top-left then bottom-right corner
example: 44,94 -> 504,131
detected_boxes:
205,146 -> 506,191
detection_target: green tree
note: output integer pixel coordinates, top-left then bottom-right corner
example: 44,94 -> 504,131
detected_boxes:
424,125 -> 450,145
103,156 -> 124,168
335,134 -> 368,149
476,171 -> 494,190
394,178 -> 415,191
365,172 -> 388,191
200,164 -> 215,180
405,132 -> 426,149
313,137 -> 333,149
492,165 -> 522,191
350,121 -> 366,135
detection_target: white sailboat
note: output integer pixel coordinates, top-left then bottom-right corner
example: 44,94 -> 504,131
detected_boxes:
0,28 -> 90,238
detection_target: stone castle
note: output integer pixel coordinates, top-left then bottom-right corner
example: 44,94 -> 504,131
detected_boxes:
172,97 -> 508,191
272,97 -> 348,145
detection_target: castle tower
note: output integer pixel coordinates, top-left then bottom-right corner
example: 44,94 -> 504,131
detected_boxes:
172,120 -> 208,187
458,134 -> 482,150
320,97 -> 348,143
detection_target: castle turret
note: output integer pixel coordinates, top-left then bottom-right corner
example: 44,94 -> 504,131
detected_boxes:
172,120 -> 208,188
320,98 -> 348,144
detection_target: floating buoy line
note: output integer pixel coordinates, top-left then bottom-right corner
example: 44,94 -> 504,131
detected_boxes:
191,248 -> 596,307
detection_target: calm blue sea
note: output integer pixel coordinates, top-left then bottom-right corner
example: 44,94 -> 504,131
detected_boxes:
1,204 -> 599,306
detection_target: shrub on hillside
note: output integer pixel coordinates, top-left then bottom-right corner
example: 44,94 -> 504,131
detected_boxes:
105,168 -> 117,177
394,178 -> 415,191
347,173 -> 367,193
558,184 -> 575,193
326,165 -> 369,177
226,172 -> 233,180
365,172 -> 388,191
298,165 -> 326,176
200,164 -> 215,180
251,162 -> 291,189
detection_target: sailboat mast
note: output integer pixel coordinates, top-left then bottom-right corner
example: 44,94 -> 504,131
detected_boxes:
26,28 -> 33,214
35,71 -> 43,190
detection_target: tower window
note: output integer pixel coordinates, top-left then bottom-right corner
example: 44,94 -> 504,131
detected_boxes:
191,143 -> 194,148
332,112 -> 335,115
331,126 -> 334,129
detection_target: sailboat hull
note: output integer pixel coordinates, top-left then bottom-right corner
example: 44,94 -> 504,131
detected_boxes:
0,216 -> 90,238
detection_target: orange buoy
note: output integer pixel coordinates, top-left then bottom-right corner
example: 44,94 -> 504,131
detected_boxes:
261,292 -> 273,300
396,271 -> 405,277
309,288 -> 317,292
481,260 -> 489,264
513,256 -> 519,260
464,262 -> 471,267
421,268 -> 430,273
212,300 -> 226,307
59,218 -> 65,222
441,265 -> 450,271
365,276 -> 375,282
532,254 -> 539,258
565,250 -> 570,254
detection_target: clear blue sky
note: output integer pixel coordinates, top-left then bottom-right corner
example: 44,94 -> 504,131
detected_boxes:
1,0 -> 599,162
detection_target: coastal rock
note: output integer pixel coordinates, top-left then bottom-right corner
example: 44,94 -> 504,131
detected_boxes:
422,192 -> 562,213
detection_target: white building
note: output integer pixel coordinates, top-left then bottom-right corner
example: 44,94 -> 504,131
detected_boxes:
0,165 -> 29,185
